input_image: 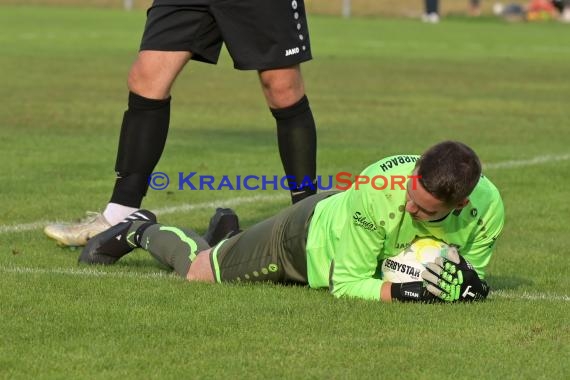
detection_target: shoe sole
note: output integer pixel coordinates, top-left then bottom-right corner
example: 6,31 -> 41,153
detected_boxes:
44,227 -> 89,247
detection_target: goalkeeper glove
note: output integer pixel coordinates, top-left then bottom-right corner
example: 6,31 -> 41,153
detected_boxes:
421,248 -> 489,302
390,281 -> 440,303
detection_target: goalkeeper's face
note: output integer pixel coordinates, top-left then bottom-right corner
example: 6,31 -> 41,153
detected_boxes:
405,175 -> 466,222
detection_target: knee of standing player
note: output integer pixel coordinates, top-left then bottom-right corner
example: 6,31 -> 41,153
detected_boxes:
260,69 -> 305,108
127,60 -> 170,99
127,62 -> 150,95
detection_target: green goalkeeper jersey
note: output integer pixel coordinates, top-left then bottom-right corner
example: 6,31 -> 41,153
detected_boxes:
305,155 -> 505,301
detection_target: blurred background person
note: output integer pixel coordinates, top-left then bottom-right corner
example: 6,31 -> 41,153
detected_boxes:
469,0 -> 483,16
422,0 -> 440,23
552,0 -> 570,21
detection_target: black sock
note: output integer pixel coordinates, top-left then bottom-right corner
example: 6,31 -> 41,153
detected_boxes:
271,95 -> 317,204
110,92 -> 171,208
128,220 -> 155,247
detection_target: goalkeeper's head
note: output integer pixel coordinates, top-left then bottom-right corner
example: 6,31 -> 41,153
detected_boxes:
417,140 -> 482,205
405,141 -> 481,221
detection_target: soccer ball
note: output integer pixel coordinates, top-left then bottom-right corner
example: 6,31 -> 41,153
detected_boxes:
381,238 -> 450,283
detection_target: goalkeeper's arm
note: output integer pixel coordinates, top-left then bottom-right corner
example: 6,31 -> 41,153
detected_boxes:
381,281 -> 440,303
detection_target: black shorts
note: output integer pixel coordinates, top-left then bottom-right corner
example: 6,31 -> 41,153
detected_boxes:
210,192 -> 338,284
140,0 -> 313,70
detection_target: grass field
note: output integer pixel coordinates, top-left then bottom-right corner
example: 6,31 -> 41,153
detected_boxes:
0,0 -> 531,17
1,5 -> 569,379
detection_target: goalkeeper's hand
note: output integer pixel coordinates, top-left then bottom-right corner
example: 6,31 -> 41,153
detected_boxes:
390,281 -> 440,303
421,247 -> 489,302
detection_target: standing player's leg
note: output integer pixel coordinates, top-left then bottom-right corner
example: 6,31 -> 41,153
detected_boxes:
210,0 -> 317,204
44,2 -> 225,247
43,51 -> 190,246
107,50 -> 190,221
259,66 -> 317,204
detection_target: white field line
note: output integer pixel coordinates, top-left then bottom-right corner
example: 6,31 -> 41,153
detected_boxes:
1,265 -> 568,302
0,265 -> 171,280
483,153 -> 570,170
0,193 -> 287,234
489,289 -> 570,302
1,152 -> 569,235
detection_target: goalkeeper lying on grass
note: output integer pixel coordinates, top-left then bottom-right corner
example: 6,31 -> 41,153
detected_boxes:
78,141 -> 505,303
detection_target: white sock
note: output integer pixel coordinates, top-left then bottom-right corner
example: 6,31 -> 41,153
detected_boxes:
103,203 -> 139,226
